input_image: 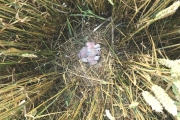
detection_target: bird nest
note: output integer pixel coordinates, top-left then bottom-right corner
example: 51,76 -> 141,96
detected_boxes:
58,30 -> 116,86
53,24 -> 134,119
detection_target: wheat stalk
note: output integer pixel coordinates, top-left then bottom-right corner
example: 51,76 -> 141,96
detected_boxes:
142,91 -> 163,113
105,109 -> 115,120
171,66 -> 180,79
155,1 -> 180,20
173,80 -> 180,94
152,85 -> 177,116
158,59 -> 180,69
158,58 -> 180,79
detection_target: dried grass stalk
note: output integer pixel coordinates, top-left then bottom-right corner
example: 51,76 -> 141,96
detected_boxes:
142,91 -> 163,113
152,85 -> 177,116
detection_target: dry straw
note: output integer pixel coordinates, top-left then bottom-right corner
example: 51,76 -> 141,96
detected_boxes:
152,85 -> 177,116
142,91 -> 163,113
